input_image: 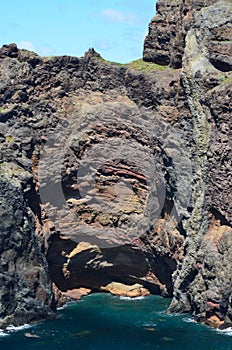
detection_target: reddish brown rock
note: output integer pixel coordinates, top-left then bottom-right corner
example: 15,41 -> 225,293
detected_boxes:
100,282 -> 150,298
47,236 -> 175,297
62,288 -> 91,300
205,315 -> 224,329
0,0 -> 231,330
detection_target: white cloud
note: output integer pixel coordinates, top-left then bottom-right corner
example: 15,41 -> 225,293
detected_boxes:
96,9 -> 138,24
17,41 -> 35,52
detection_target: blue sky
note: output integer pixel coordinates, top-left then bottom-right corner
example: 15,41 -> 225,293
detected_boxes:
0,0 -> 156,63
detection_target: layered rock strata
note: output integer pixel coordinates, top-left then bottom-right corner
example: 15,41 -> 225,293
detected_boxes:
0,43 -> 188,326
0,0 -> 231,329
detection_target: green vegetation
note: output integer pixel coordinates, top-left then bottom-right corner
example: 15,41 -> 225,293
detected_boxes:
0,162 -> 30,186
126,58 -> 167,73
95,56 -> 168,74
20,49 -> 36,56
6,135 -> 14,142
43,52 -> 170,75
0,107 -> 9,113
105,60 -> 125,66
219,73 -> 232,85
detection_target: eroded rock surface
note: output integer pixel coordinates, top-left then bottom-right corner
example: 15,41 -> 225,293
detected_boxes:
0,43 -> 188,326
100,282 -> 150,298
150,0 -> 232,328
143,0 -> 232,71
0,0 -> 231,329
0,164 -> 54,328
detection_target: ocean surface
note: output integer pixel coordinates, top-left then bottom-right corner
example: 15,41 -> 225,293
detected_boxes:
1,293 -> 231,350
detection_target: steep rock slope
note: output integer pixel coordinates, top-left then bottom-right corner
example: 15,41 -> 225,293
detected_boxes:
144,0 -> 232,328
0,44 -> 190,326
0,0 -> 231,329
0,165 -> 55,327
144,0 -> 232,71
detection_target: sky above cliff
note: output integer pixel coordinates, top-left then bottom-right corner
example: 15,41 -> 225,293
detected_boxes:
0,0 -> 156,63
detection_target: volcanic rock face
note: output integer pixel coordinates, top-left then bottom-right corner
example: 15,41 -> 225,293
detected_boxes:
144,0 -> 232,328
0,164 -> 54,328
143,0 -> 232,71
0,43 -> 188,326
0,0 -> 231,329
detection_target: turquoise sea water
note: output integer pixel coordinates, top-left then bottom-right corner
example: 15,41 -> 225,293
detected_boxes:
1,294 -> 231,350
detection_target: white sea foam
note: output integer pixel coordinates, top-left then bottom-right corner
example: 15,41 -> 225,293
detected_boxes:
143,322 -> 157,327
6,324 -> 31,332
119,296 -> 145,301
183,317 -> 196,323
216,327 -> 232,336
0,329 -> 9,337
57,304 -> 68,311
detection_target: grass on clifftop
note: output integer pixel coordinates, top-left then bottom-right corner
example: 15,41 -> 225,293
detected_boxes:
98,57 -> 167,74
42,53 -> 169,75
127,59 -> 167,73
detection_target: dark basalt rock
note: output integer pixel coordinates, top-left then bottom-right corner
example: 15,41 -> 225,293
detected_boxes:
143,0 -> 232,71
0,0 -> 231,329
0,166 -> 55,328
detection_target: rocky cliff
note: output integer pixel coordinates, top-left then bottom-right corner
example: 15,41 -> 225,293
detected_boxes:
144,0 -> 232,328
0,0 -> 231,329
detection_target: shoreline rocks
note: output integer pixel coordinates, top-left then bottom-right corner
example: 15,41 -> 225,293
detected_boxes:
100,282 -> 150,298
62,288 -> 92,301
